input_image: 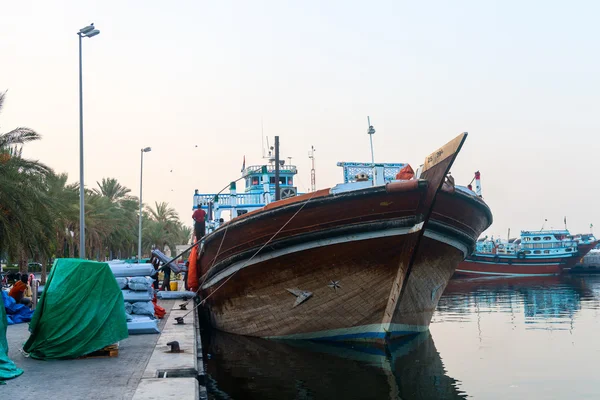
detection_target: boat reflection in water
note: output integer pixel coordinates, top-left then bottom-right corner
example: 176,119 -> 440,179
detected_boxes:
203,330 -> 467,400
436,275 -> 599,327
429,275 -> 600,399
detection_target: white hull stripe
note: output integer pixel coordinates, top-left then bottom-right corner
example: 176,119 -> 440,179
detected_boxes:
423,229 -> 470,258
455,269 -> 559,277
203,225 -> 470,289
265,322 -> 429,341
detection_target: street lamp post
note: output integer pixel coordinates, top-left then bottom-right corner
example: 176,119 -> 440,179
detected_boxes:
138,147 -> 152,261
78,23 -> 100,259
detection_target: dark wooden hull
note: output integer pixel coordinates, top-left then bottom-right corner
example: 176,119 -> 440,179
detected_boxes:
198,186 -> 491,341
390,189 -> 492,336
197,134 -> 492,341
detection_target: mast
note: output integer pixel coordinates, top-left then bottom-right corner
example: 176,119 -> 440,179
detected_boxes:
367,116 -> 375,165
309,145 -> 316,192
275,136 -> 280,200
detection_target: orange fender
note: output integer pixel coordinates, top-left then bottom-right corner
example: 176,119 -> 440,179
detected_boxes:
187,242 -> 199,292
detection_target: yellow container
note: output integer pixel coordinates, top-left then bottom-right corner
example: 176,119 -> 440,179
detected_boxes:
169,281 -> 178,291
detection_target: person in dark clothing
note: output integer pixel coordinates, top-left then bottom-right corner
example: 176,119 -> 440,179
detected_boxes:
192,208 -> 206,240
183,261 -> 190,291
162,264 -> 172,291
150,256 -> 160,290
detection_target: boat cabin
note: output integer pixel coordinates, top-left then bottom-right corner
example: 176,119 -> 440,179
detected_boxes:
475,230 -> 579,258
192,160 -> 299,233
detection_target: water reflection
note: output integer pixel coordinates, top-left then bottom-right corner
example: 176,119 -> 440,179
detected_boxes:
431,275 -> 600,399
204,330 -> 466,400
435,275 -> 600,326
203,275 -> 600,399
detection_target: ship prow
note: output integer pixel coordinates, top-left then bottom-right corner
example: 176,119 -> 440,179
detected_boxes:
195,133 -> 492,342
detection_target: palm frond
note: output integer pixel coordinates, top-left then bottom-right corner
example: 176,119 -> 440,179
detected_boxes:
0,127 -> 41,148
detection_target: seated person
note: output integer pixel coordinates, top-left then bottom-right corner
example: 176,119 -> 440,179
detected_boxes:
9,274 -> 32,306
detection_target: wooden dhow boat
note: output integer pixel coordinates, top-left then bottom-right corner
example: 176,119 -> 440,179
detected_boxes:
191,133 -> 492,342
455,230 -> 598,277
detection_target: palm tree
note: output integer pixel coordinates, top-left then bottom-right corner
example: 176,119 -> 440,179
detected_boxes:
93,177 -> 132,203
0,91 -> 41,150
0,91 -> 54,272
0,91 -> 188,266
91,178 -> 139,259
148,201 -> 179,224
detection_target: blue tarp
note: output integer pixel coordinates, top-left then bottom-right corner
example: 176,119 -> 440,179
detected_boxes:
2,291 -> 34,325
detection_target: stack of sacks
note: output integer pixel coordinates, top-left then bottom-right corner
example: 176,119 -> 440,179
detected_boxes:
108,263 -> 159,335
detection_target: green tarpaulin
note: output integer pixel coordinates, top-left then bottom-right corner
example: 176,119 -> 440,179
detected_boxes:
0,288 -> 23,383
23,259 -> 128,360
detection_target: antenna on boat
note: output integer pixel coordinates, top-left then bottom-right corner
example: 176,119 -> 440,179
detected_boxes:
540,219 -> 548,231
274,136 -> 280,200
309,145 -> 316,192
367,116 -> 375,165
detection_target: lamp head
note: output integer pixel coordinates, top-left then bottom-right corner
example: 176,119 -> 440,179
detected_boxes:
85,29 -> 100,38
79,24 -> 95,34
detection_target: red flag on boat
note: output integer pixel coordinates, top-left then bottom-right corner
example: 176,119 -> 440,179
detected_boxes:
395,164 -> 415,180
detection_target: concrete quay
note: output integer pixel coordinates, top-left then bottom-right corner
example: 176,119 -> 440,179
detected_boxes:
3,299 -> 206,399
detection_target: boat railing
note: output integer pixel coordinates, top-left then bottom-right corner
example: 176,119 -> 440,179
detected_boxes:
243,164 -> 297,176
336,161 -> 406,183
194,193 -> 266,207
521,241 -> 577,249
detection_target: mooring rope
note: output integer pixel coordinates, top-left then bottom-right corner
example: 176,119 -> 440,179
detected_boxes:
153,172 -> 252,275
179,189 -> 319,320
177,221 -> 230,308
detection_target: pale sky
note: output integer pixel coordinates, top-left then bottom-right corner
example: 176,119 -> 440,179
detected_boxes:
1,1 -> 599,238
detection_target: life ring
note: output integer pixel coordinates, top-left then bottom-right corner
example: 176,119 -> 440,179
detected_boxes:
497,244 -> 504,250
517,251 -> 526,259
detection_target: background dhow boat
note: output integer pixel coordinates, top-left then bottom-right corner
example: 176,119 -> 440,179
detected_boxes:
456,230 -> 598,277
192,133 -> 492,342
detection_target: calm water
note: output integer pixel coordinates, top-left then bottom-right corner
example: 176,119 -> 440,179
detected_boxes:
203,274 -> 600,399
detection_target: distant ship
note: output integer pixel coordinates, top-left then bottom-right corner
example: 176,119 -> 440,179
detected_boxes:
191,133 -> 492,342
455,230 -> 598,277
